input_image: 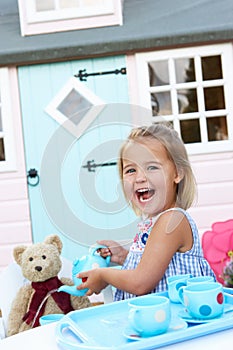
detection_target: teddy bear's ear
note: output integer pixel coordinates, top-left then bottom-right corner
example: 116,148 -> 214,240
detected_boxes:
44,234 -> 63,254
13,246 -> 27,266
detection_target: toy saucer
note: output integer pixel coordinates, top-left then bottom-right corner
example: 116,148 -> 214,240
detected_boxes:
123,318 -> 187,341
39,313 -> 64,326
178,304 -> 233,324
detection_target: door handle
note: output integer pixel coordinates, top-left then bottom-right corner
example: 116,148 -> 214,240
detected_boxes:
27,168 -> 40,186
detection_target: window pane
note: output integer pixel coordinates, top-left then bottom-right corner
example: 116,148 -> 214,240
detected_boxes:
60,0 -> 78,8
82,0 -> 104,6
202,55 -> 223,80
204,86 -> 225,110
35,0 -> 55,11
177,88 -> 198,113
175,58 -> 196,83
180,119 -> 201,144
149,61 -> 169,87
151,91 -> 172,116
0,109 -> 2,131
0,138 -> 5,161
57,88 -> 92,125
207,116 -> 228,141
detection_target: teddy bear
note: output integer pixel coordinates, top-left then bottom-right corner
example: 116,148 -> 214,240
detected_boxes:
7,234 -> 91,336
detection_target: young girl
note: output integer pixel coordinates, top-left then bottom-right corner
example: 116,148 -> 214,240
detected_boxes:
77,124 -> 215,300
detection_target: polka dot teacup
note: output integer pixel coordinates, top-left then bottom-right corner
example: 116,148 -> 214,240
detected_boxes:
167,274 -> 192,303
128,295 -> 171,337
178,282 -> 224,320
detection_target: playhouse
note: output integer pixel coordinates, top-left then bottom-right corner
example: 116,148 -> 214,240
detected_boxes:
0,0 -> 233,271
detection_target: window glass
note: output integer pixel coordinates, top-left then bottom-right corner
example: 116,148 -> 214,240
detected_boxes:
136,44 -> 233,153
177,88 -> 198,113
151,91 -> 172,116
60,0 -> 78,9
175,58 -> 196,83
18,0 -> 121,35
0,138 -> 5,161
0,89 -> 4,160
180,119 -> 201,144
0,109 -> 2,131
204,86 -> 225,110
202,55 -> 223,80
81,0 -> 105,6
34,0 -> 113,14
45,76 -> 105,138
207,116 -> 228,141
149,61 -> 169,86
35,0 -> 54,11
57,88 -> 92,124
0,68 -> 16,171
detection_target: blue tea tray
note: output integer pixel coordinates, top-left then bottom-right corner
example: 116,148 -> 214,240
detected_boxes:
55,290 -> 233,350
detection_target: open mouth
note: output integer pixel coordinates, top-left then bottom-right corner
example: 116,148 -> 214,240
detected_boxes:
136,188 -> 155,202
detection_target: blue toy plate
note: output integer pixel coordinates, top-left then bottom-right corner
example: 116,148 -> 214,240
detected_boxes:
123,317 -> 188,341
55,290 -> 233,350
178,301 -> 233,324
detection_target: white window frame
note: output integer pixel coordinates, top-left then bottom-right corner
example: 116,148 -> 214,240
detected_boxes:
17,0 -> 123,36
45,77 -> 106,139
135,43 -> 233,155
0,68 -> 16,172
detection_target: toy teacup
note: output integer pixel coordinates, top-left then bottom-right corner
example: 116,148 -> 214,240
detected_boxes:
178,282 -> 224,320
128,295 -> 171,337
167,274 -> 192,303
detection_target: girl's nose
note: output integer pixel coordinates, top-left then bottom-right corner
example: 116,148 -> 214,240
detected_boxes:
135,168 -> 147,183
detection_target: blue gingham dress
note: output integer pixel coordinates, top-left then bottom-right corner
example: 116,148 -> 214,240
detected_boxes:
114,207 -> 215,301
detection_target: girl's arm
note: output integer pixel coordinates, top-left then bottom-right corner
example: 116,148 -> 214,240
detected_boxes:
78,210 -> 193,296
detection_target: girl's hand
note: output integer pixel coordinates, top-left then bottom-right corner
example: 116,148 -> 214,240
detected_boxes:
77,269 -> 108,295
97,240 -> 129,265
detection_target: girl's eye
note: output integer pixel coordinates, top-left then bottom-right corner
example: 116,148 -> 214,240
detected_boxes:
125,168 -> 136,174
148,165 -> 158,171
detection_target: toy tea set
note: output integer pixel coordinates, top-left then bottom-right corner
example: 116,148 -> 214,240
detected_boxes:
39,245 -> 111,326
58,245 -> 111,296
42,250 -> 233,350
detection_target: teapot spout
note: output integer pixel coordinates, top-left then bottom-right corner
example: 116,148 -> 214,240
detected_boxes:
58,285 -> 87,296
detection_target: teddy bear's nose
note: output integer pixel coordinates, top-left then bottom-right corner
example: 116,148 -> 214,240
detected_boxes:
35,266 -> 42,272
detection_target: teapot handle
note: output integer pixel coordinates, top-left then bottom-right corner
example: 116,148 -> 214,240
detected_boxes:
90,245 -> 111,265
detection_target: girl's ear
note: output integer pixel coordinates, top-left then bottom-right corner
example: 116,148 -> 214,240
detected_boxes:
174,169 -> 184,184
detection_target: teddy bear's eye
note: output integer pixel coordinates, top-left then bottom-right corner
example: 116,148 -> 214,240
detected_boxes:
29,257 -> 33,262
42,255 -> 46,259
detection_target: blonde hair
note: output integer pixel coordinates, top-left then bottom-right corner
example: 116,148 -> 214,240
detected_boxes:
118,123 -> 196,212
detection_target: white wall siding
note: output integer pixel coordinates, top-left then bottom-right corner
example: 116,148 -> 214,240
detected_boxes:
189,152 -> 233,236
0,68 -> 32,271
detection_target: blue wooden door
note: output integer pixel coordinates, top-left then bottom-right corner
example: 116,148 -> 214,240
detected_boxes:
18,56 -> 137,260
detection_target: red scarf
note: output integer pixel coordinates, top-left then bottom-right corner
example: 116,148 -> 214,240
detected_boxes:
22,276 -> 74,327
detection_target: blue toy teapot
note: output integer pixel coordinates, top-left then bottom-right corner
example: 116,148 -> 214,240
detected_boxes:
58,245 -> 111,296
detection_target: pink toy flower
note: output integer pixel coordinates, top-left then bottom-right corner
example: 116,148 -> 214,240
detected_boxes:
202,219 -> 233,285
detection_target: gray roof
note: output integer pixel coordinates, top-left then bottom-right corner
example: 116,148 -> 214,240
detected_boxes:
1,0 -> 233,66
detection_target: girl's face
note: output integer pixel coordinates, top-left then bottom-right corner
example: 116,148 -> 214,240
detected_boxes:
122,138 -> 181,217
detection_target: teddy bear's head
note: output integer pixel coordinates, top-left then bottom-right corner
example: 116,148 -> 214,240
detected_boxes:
13,235 -> 63,282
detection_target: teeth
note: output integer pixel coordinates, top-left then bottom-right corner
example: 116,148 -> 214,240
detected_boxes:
139,196 -> 152,203
137,188 -> 151,193
136,188 -> 155,203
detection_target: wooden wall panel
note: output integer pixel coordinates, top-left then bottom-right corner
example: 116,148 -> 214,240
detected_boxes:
0,68 -> 32,271
188,152 -> 233,236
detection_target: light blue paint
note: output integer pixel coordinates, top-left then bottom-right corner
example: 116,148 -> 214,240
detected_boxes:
18,56 -> 137,262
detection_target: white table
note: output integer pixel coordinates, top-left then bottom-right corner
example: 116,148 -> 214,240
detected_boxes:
1,322 -> 233,350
